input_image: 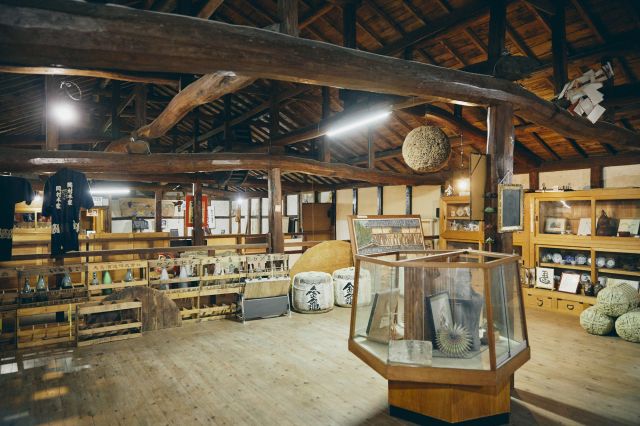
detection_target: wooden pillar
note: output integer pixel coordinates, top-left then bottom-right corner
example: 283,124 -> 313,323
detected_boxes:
268,168 -> 284,253
486,103 -> 514,254
528,170 -> 539,191
111,80 -> 121,140
352,188 -> 358,215
223,94 -> 232,151
377,186 -> 383,215
341,1 -> 359,109
318,86 -> 331,162
488,0 -> 507,71
193,182 -> 204,246
44,75 -> 59,151
331,189 -> 337,240
134,84 -> 147,129
405,186 -> 413,215
192,107 -> 200,153
368,127 -> 375,169
551,1 -> 568,95
590,165 -> 604,189
154,189 -> 163,232
277,0 -> 299,37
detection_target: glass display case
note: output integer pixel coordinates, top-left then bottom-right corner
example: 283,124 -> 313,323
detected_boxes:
537,198 -> 591,236
594,198 -> 640,238
350,249 -> 528,375
349,249 -> 529,423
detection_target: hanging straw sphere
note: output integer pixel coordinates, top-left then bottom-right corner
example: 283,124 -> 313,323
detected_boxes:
402,126 -> 451,172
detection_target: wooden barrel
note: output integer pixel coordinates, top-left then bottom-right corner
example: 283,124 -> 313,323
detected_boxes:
292,271 -> 334,313
332,267 -> 371,307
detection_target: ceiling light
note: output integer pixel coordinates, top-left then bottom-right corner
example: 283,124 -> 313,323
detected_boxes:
90,187 -> 130,195
326,110 -> 391,137
50,102 -> 78,126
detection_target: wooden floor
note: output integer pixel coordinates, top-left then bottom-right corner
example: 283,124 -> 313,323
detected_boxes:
1,307 -> 639,426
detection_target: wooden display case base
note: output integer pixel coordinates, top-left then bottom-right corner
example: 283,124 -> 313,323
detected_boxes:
388,378 -> 510,424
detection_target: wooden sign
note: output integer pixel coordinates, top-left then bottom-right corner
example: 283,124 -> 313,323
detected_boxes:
348,215 -> 425,257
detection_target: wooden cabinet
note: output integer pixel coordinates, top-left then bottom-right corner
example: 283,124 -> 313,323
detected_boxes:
438,196 -> 484,249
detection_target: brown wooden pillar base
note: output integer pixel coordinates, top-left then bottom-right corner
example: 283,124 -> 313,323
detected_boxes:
388,379 -> 510,424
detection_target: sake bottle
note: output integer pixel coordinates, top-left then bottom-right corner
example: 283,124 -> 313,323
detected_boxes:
20,277 -> 32,303
35,275 -> 47,302
61,273 -> 72,289
124,268 -> 134,282
178,266 -> 189,289
91,272 -> 99,286
159,266 -> 169,290
102,270 -> 113,295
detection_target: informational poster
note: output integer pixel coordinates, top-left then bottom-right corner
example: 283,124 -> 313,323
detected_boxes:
185,195 -> 208,227
348,215 -> 425,256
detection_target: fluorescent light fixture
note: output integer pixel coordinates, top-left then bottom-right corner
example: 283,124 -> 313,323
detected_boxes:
326,110 -> 391,137
561,200 -> 570,209
50,102 -> 78,126
90,187 -> 130,195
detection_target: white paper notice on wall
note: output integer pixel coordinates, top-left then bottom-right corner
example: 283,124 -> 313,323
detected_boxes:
586,104 -> 606,124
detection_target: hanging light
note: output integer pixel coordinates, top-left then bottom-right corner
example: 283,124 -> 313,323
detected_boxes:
50,102 -> 78,126
326,109 -> 391,137
90,187 -> 131,195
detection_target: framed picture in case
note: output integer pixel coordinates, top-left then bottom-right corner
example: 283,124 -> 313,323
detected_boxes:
544,217 -> 567,234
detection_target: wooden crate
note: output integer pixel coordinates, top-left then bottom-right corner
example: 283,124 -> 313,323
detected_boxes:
76,300 -> 142,347
16,302 -> 79,349
86,260 -> 148,298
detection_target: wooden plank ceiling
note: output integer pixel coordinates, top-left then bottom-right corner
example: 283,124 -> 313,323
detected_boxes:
0,0 -> 638,192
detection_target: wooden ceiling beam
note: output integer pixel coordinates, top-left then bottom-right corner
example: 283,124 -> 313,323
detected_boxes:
196,0 -> 224,19
0,65 -> 178,87
522,0 -> 556,15
515,153 -> 640,174
299,3 -> 334,30
0,148 -> 446,186
1,1 -> 637,151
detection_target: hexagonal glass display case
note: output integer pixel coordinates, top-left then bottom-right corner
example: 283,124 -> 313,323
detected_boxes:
349,249 -> 530,423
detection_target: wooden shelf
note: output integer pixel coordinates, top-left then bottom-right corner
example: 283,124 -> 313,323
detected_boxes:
539,262 -> 591,272
597,268 -> 640,277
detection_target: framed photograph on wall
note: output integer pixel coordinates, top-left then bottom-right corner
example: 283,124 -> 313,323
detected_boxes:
347,215 -> 425,257
425,292 -> 453,338
544,217 -> 567,234
535,267 -> 555,289
497,184 -> 524,232
558,272 -> 580,294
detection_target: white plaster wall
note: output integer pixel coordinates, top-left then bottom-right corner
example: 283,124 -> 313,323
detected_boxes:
512,173 -> 530,190
539,169 -> 590,190
358,187 -> 378,215
412,185 -> 441,219
383,185 -> 406,215
335,189 -> 352,240
603,164 -> 640,188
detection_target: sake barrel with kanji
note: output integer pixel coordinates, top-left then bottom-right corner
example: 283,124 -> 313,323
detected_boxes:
292,271 -> 334,313
332,267 -> 372,307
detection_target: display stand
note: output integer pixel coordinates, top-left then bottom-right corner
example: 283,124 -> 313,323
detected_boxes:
439,196 -> 485,250
348,247 -> 529,424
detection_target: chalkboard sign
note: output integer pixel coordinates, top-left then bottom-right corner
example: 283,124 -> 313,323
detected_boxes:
497,184 -> 524,232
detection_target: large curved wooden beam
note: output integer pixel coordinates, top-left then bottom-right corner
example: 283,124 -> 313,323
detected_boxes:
0,1 -> 637,150
0,149 -> 446,186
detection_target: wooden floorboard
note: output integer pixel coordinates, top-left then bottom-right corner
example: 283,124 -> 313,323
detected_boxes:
0,308 -> 639,425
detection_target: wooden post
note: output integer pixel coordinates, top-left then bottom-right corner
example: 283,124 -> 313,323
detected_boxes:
277,0 -> 299,37
268,168 -> 284,253
44,75 -> 59,151
193,182 -> 204,246
377,186 -> 383,215
223,94 -> 232,151
486,103 -> 514,254
331,189 -> 337,240
590,165 -> 603,189
551,1 -> 568,95
134,84 -> 147,129
192,107 -> 200,153
154,189 -> 163,232
318,86 -> 331,162
111,80 -> 121,140
368,127 -> 375,169
487,0 -> 507,71
528,170 -> 539,191
352,188 -> 358,215
405,186 -> 413,214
